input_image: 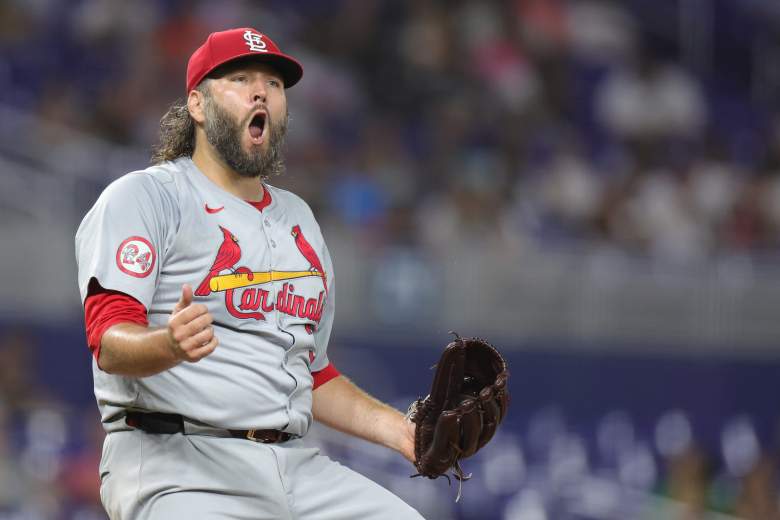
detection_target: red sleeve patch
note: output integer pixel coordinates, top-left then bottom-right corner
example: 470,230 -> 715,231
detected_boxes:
115,236 -> 156,278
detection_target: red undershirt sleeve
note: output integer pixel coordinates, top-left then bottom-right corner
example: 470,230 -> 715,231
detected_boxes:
83,279 -> 148,361
312,363 -> 340,390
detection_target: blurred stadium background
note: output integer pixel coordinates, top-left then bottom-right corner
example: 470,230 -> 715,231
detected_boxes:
2,0 -> 780,518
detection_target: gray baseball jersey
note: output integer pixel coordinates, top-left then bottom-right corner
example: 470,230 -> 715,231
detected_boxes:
75,157 -> 335,436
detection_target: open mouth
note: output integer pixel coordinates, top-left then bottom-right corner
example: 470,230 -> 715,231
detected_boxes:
248,111 -> 266,144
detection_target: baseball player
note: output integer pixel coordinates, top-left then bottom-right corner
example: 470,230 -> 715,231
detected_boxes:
75,28 -> 424,519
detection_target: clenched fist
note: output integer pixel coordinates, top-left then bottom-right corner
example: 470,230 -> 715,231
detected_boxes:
167,284 -> 218,362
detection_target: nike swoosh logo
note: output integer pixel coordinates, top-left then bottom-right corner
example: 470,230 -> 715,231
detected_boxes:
205,204 -> 224,214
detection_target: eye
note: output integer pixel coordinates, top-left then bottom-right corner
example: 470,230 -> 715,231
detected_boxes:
232,74 -> 247,83
268,79 -> 282,88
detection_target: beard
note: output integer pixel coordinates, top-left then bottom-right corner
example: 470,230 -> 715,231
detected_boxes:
202,96 -> 287,180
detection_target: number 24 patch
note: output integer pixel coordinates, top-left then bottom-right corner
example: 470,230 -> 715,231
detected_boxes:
116,236 -> 156,278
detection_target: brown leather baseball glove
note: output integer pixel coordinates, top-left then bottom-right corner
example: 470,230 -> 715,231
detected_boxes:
407,333 -> 509,501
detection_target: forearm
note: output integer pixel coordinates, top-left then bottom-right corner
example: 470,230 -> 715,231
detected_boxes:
99,323 -> 179,377
312,376 -> 413,460
96,284 -> 218,377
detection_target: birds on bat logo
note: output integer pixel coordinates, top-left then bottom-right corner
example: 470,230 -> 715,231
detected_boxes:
194,224 -> 328,330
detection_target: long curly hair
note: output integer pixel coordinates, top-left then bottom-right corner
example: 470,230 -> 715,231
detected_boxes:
150,85 -> 208,164
150,100 -> 195,164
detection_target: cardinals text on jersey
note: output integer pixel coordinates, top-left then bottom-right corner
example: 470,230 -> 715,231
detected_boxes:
195,224 -> 328,331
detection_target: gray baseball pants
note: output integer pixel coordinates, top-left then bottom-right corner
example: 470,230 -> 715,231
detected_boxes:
99,430 -> 424,519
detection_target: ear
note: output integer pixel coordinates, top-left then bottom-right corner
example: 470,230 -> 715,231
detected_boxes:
187,88 -> 206,124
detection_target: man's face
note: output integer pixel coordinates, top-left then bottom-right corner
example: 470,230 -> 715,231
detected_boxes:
201,61 -> 288,179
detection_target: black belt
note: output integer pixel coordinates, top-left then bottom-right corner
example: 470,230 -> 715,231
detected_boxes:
125,412 -> 292,443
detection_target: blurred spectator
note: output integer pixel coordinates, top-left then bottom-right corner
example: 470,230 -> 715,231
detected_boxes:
416,148 -> 511,254
686,137 -> 742,245
734,454 -> 780,520
659,445 -> 712,520
0,328 -> 47,413
595,46 -> 707,164
535,136 -> 605,242
629,168 -> 711,263
566,0 -> 637,65
456,1 -> 542,115
0,404 -> 25,512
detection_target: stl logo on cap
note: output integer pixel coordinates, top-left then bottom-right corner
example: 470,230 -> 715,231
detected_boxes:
185,28 -> 304,92
243,30 -> 268,53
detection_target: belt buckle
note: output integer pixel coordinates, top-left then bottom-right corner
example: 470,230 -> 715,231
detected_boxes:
245,429 -> 289,443
246,429 -> 276,443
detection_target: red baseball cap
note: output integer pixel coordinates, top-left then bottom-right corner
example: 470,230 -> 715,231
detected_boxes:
186,28 -> 303,93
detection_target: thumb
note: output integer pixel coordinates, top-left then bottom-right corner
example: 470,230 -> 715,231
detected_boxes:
174,283 -> 193,313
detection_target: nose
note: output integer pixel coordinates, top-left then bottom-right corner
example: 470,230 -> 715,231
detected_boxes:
251,79 -> 267,104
